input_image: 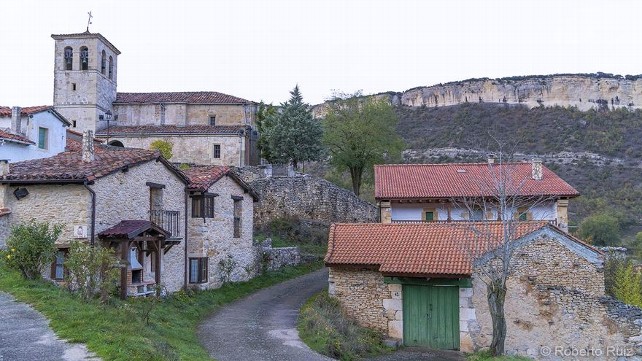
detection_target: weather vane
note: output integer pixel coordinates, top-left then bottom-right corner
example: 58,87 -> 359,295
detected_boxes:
86,11 -> 93,32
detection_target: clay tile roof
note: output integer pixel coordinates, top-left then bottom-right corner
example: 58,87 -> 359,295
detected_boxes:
182,165 -> 259,200
0,129 -> 35,145
0,208 -> 11,217
97,220 -> 169,239
95,125 -> 249,136
0,105 -> 55,117
374,163 -> 579,200
114,91 -> 253,105
1,138 -> 160,183
325,221 -> 550,276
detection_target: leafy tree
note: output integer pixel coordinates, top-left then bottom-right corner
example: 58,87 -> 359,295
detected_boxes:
256,101 -> 278,163
577,213 -> 620,245
150,140 -> 173,160
65,242 -> 120,303
322,93 -> 404,196
4,220 -> 62,280
612,259 -> 642,307
260,86 -> 323,168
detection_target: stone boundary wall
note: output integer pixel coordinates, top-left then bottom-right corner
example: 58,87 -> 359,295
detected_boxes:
261,246 -> 301,271
241,171 -> 378,226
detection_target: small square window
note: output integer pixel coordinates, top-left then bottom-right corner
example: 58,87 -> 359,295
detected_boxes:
72,120 -> 77,128
209,116 -> 216,126
213,144 -> 221,159
72,83 -> 77,91
38,127 -> 48,149
189,257 -> 208,284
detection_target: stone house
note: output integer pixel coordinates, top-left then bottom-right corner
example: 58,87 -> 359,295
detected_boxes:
0,131 -> 187,297
375,160 -> 579,232
50,30 -> 259,166
0,106 -> 70,162
325,222 -> 642,359
182,165 -> 258,289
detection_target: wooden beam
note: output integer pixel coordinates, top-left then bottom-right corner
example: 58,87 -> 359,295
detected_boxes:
120,240 -> 129,300
155,239 -> 161,296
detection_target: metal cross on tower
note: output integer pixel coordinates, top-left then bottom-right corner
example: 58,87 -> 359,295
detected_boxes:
86,11 -> 93,32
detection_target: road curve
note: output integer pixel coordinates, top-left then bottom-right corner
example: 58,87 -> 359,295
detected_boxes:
198,268 -> 333,361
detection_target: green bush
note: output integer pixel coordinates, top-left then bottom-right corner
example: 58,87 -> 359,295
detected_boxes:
612,260 -> 642,307
577,213 -> 621,246
4,220 -> 61,280
65,242 -> 121,302
150,139 -> 173,160
298,292 -> 389,360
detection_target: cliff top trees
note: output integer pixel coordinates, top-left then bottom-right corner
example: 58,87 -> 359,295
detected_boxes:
322,93 -> 404,196
259,86 -> 323,169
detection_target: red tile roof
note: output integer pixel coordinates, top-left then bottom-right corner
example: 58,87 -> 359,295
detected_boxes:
375,163 -> 579,200
182,165 -> 259,200
98,220 -> 169,239
1,137 -> 168,183
325,222 -> 554,276
95,125 -> 249,136
114,92 -> 252,105
0,130 -> 34,145
0,105 -> 55,117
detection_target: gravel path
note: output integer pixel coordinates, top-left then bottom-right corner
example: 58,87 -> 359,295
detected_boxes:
0,292 -> 99,361
198,268 -> 333,361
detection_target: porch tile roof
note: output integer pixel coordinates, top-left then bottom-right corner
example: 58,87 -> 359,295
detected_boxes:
98,220 -> 169,239
114,91 -> 252,105
325,222 -> 549,277
374,163 -> 579,200
95,125 -> 248,136
0,129 -> 34,145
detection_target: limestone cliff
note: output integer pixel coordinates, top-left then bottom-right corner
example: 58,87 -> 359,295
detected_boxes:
312,73 -> 642,116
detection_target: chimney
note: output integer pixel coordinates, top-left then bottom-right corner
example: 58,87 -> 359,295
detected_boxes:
531,158 -> 543,180
0,160 -> 9,176
82,130 -> 95,163
11,106 -> 22,134
487,153 -> 495,164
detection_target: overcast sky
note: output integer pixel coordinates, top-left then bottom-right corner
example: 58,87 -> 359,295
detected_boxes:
2,0 -> 641,106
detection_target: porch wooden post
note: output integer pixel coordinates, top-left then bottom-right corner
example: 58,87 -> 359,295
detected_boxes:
120,241 -> 129,300
155,240 -> 161,296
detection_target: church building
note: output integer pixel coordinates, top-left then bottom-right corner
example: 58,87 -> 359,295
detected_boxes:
50,31 -> 259,166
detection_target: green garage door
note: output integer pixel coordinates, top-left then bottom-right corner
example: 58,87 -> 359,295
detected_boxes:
403,284 -> 459,349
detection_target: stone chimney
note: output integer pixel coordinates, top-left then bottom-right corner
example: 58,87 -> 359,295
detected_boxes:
0,160 -> 9,176
11,106 -> 22,134
82,130 -> 95,163
487,154 -> 495,164
531,158 -> 543,180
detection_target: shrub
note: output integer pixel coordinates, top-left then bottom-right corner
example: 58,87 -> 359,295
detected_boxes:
4,220 -> 61,280
298,292 -> 389,360
65,242 -> 121,302
577,213 -> 620,246
150,139 -> 173,160
612,259 -> 642,307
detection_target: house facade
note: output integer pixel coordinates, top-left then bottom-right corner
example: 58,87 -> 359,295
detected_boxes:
375,160 -> 579,232
0,106 -> 70,162
324,222 -> 642,358
50,30 -> 258,166
0,132 -> 187,296
182,165 -> 258,288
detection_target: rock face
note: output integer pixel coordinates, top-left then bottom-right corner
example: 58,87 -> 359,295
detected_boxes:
312,74 -> 642,116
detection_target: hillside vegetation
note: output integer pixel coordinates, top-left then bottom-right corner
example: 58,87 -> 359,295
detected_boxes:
394,103 -> 642,244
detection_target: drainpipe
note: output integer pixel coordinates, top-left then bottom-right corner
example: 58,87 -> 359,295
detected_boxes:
83,180 -> 96,246
183,188 -> 189,290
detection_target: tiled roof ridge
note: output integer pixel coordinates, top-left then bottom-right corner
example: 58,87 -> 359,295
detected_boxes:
376,162 -> 533,167
114,91 -> 254,104
0,105 -> 54,117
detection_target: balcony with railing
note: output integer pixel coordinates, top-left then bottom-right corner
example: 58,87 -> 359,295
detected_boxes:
149,210 -> 181,238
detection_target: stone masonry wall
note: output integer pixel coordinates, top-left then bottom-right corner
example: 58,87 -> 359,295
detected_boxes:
328,268 -> 395,333
247,173 -> 378,226
187,175 -> 255,289
259,239 -> 301,271
468,236 -> 642,360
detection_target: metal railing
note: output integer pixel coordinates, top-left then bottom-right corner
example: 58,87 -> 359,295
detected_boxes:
149,210 -> 181,238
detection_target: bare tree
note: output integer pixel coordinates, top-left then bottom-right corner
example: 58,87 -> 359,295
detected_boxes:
453,151 -> 557,356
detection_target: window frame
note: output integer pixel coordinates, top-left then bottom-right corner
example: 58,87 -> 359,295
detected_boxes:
188,257 -> 208,284
101,50 -> 106,75
80,46 -> 89,71
108,56 -> 114,79
64,47 -> 73,70
51,249 -> 69,281
232,196 -> 243,238
423,208 -> 437,221
38,127 -> 49,150
209,115 -> 216,126
191,193 -> 217,219
213,144 -> 221,159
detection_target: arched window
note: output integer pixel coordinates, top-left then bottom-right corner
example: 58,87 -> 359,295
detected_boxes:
64,47 -> 73,70
80,46 -> 89,71
101,50 -> 106,75
108,140 -> 124,147
108,56 -> 114,80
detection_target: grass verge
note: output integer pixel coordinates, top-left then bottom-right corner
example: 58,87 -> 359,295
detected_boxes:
297,291 -> 391,360
0,260 -> 323,361
466,350 -> 532,361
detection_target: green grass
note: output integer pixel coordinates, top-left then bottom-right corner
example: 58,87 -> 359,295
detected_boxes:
297,291 -> 391,361
466,350 -> 532,361
0,260 -> 323,361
